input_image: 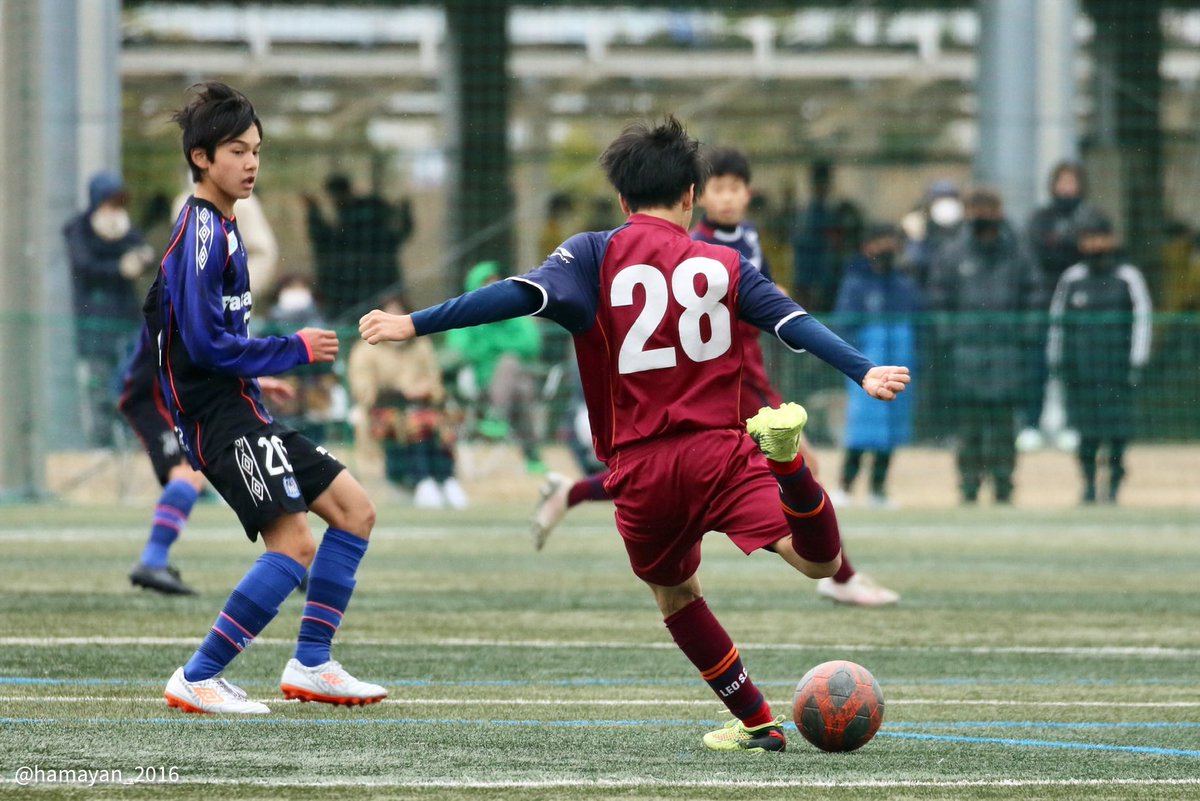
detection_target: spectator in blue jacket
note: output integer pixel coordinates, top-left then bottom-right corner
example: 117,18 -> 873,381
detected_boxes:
832,225 -> 922,507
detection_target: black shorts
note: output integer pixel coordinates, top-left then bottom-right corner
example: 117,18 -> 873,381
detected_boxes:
121,398 -> 185,487
202,423 -> 346,541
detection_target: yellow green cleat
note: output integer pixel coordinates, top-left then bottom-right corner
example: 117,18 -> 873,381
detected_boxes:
745,402 -> 809,462
702,715 -> 788,752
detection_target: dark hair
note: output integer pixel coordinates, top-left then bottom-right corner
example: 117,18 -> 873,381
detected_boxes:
704,146 -> 751,184
964,186 -> 1003,212
599,115 -> 707,212
1049,159 -> 1087,196
171,82 -> 262,182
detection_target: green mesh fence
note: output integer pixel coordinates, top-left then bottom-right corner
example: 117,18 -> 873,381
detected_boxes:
4,3 -> 1200,505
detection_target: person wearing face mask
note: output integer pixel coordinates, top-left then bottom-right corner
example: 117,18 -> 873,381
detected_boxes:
63,170 -> 156,446
1021,161 -> 1104,448
927,188 -> 1046,505
900,179 -> 964,290
1047,213 -> 1152,505
831,225 -> 923,510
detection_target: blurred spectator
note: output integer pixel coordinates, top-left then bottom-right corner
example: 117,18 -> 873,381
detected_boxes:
540,191 -> 575,258
926,188 -> 1045,504
1021,161 -> 1105,444
1162,221 -> 1200,312
750,190 -> 794,290
1047,211 -> 1152,505
258,274 -> 347,442
584,195 -> 619,231
792,160 -> 863,311
63,170 -> 156,446
171,189 -> 279,299
305,173 -> 413,319
444,260 -> 546,474
900,179 -> 963,289
348,296 -> 467,509
1027,161 -> 1100,283
831,224 -> 922,508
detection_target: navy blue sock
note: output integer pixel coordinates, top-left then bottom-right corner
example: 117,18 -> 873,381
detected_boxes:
294,528 -> 369,667
140,479 -> 199,569
183,552 -> 305,682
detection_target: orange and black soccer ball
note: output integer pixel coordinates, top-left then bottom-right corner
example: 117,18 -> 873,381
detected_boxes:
792,660 -> 885,752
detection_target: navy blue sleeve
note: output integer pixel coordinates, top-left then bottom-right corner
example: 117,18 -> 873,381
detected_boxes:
171,212 -> 310,376
514,231 -> 609,334
410,279 -> 543,336
411,230 -> 610,337
736,257 -> 874,385
778,314 -> 874,385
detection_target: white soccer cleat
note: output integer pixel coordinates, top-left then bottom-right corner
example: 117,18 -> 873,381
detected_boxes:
413,477 -> 446,509
441,477 -> 469,509
279,658 -> 387,706
816,573 -> 900,607
530,472 -> 571,551
164,666 -> 270,714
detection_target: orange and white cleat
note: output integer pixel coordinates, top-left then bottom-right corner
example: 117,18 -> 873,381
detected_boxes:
279,658 -> 387,706
164,666 -> 270,714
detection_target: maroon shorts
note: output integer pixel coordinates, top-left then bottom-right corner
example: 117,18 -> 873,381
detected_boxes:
603,429 -> 790,587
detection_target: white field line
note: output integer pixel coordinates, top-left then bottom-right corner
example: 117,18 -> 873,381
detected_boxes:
1,777 -> 1198,790
2,696 -> 1200,708
3,635 -> 1198,658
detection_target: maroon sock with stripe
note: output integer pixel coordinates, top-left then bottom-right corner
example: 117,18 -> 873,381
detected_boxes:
767,454 -> 843,564
664,598 -> 774,727
567,471 -> 611,507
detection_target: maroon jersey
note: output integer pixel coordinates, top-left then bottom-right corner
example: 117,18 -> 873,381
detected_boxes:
690,218 -> 781,419
533,215 -> 749,460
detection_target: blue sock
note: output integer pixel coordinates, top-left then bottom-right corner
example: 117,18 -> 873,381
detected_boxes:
183,552 -> 305,682
140,480 -> 199,569
294,528 -> 369,667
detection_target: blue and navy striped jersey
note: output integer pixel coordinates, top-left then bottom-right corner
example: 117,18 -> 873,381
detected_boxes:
144,196 -> 313,469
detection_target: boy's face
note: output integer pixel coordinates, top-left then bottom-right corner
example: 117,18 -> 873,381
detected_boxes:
192,124 -> 261,206
699,174 -> 752,227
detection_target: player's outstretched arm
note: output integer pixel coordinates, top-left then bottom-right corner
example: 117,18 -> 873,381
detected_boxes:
861,365 -> 910,401
359,311 -> 415,345
296,327 -> 340,362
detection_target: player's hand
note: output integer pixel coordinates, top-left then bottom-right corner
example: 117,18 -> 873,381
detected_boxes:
862,365 -> 910,401
257,376 -> 297,403
297,327 -> 339,363
359,310 -> 416,345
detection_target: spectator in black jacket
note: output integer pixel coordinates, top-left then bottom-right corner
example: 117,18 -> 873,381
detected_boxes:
1047,212 -> 1152,504
305,173 -> 414,319
927,188 -> 1046,504
63,170 -> 155,446
1021,161 -> 1105,442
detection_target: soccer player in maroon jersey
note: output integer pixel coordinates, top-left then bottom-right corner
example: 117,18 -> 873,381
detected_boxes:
533,146 -> 900,606
360,117 -> 909,752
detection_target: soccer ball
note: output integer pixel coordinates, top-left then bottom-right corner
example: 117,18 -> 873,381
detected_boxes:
792,660 -> 885,752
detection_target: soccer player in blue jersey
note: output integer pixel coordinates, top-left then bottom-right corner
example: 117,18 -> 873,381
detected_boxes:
148,82 -> 385,714
361,117 -> 909,751
120,328 -> 296,596
119,329 -> 205,595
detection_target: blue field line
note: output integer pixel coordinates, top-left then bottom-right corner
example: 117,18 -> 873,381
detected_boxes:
2,716 -> 1198,758
878,731 -> 1200,757
892,721 -> 1200,730
0,676 -> 1184,688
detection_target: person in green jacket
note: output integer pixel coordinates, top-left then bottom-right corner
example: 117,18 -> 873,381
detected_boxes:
446,261 -> 546,473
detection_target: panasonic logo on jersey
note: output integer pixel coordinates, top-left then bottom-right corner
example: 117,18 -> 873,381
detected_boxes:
223,292 -> 253,312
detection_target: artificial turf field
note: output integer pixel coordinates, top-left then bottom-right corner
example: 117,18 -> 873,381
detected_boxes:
0,500 -> 1197,800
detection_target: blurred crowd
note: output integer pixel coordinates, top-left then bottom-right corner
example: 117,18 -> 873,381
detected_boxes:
65,157 -> 1171,509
